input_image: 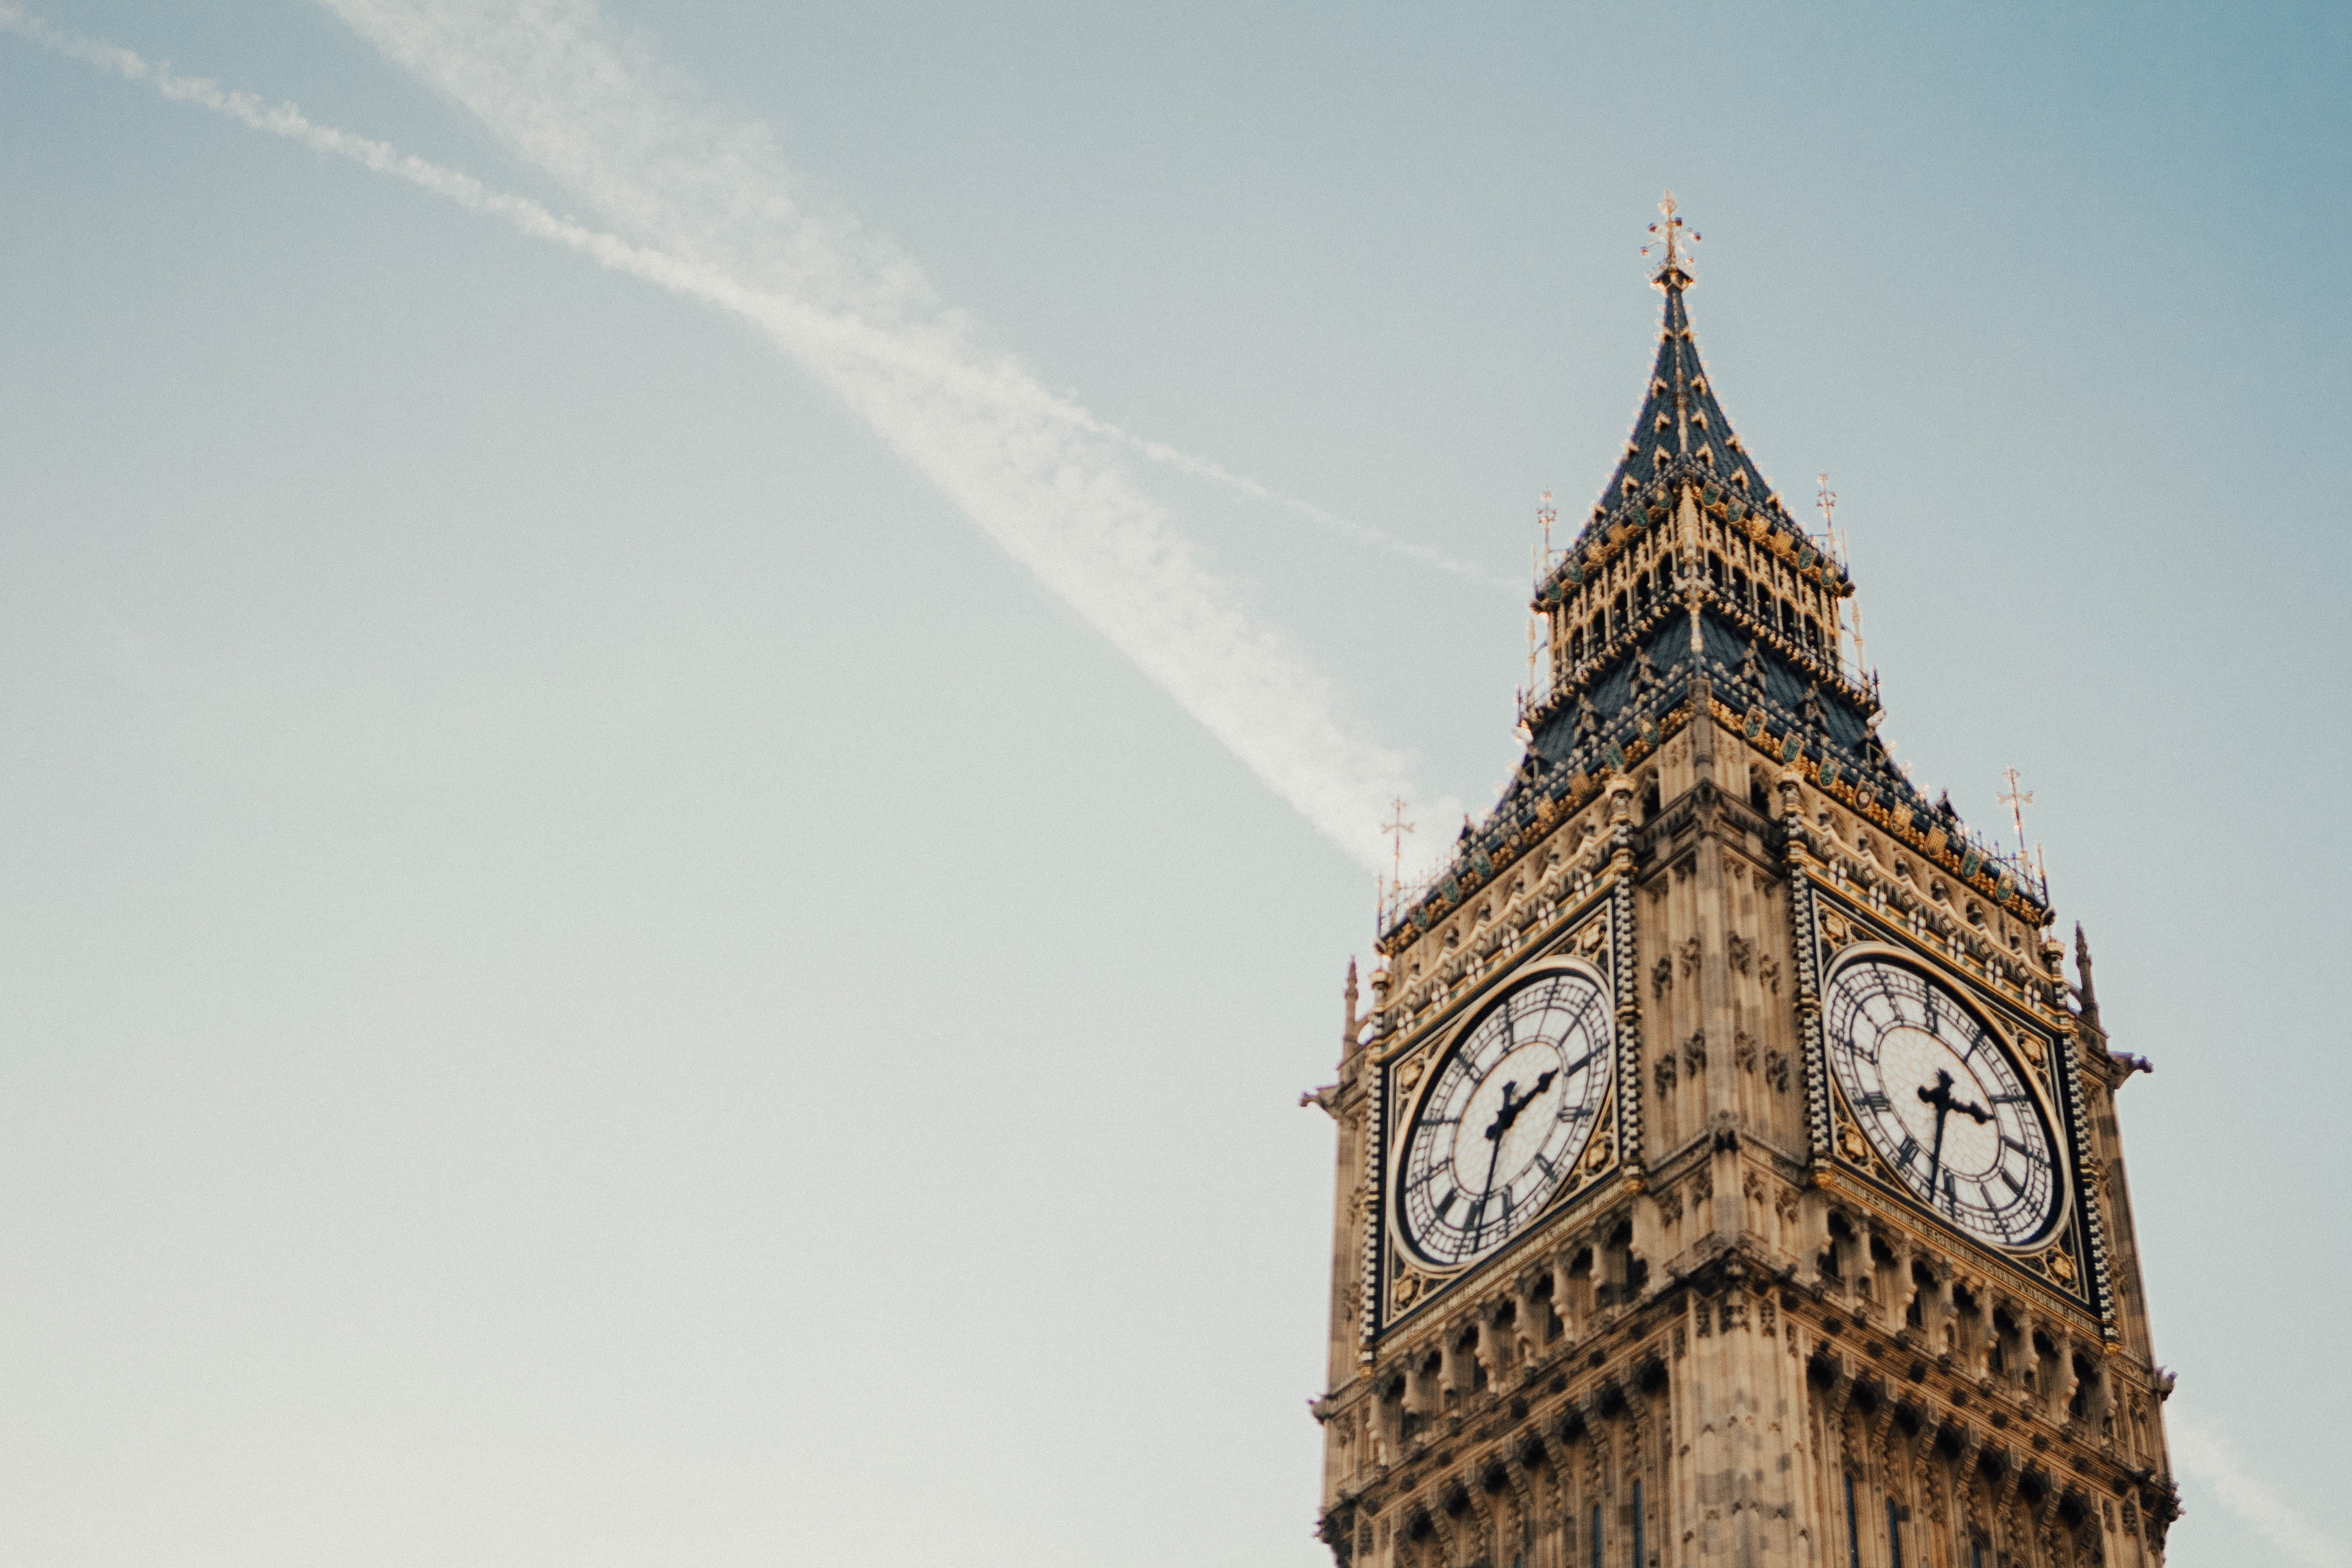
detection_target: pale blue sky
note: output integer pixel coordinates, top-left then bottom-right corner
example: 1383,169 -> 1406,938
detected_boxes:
0,4 -> 2345,1565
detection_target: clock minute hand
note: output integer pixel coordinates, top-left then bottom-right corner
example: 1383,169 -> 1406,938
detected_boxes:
1918,1069 -> 1960,1195
1471,1081 -> 1524,1240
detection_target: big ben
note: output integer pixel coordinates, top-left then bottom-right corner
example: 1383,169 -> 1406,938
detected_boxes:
1310,200 -> 2178,1568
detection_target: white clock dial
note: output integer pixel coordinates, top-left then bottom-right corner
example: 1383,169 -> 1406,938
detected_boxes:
1396,967 -> 1614,1269
1823,957 -> 2062,1248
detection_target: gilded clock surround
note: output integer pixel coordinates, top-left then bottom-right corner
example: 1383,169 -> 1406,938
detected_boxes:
1307,213 -> 2175,1568
1818,946 -> 2073,1252
1373,902 -> 1625,1336
1391,955 -> 1619,1274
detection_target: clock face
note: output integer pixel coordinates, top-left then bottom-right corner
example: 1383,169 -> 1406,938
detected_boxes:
1396,967 -> 1614,1269
1823,957 -> 2062,1248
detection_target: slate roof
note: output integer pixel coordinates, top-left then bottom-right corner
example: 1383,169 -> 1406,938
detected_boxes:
1375,255 -> 2052,951
1584,273 -> 1780,537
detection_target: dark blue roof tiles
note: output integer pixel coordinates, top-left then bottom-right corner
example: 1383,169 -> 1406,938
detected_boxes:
1583,281 -> 1778,534
1523,609 -> 1895,803
1591,299 -> 1689,512
1528,619 -> 1699,766
1682,383 -> 1774,503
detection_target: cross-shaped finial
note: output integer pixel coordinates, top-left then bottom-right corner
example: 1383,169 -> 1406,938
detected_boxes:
1382,796 -> 1416,892
1816,473 -> 1838,532
1642,191 -> 1699,284
1997,765 -> 2034,858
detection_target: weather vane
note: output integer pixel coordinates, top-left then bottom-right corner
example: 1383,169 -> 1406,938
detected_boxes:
1642,190 -> 1699,284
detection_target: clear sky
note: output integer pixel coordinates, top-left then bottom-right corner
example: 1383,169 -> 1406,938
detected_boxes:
0,4 -> 2345,1565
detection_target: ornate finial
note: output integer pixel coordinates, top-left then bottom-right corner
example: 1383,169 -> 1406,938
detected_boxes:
1382,796 -> 1416,902
1817,471 -> 1867,675
1998,766 -> 2035,859
1642,190 -> 1699,289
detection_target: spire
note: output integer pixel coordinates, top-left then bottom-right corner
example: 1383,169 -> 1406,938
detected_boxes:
1392,199 -> 2055,956
1585,193 -> 1779,535
2073,923 -> 2102,1032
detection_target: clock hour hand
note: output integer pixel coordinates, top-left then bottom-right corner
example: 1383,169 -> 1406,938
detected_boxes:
1484,1068 -> 1557,1145
1484,1080 -> 1524,1143
1915,1068 -> 1987,1194
1916,1068 -> 1992,1123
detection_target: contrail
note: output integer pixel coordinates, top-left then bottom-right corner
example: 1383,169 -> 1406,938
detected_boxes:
0,0 -> 1509,590
0,1 -> 1481,872
305,0 -> 1517,593
2170,1405 -> 2347,1568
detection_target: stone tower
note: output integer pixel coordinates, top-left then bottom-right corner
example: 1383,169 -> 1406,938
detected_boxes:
1309,204 -> 2177,1568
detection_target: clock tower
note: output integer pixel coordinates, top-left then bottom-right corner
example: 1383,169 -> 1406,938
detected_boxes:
1310,202 -> 2178,1568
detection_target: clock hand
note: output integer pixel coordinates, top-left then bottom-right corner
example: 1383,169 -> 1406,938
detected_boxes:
1925,1097 -> 1953,1195
1484,1081 -> 1526,1142
1471,1080 -> 1522,1240
1475,1132 -> 1507,1230
1919,1068 -> 1958,1194
1483,1068 -> 1558,1145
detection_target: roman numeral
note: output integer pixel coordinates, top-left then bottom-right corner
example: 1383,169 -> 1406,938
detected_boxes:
1895,1135 -> 1920,1170
1433,1190 -> 1459,1222
1565,991 -> 1601,1036
1860,1091 -> 1892,1112
1558,1046 -> 1604,1079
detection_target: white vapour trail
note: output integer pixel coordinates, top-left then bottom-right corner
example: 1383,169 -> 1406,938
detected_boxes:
2170,1406 -> 2347,1568
297,0 -> 1527,585
0,2 -> 1478,872
0,0 -> 1507,583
